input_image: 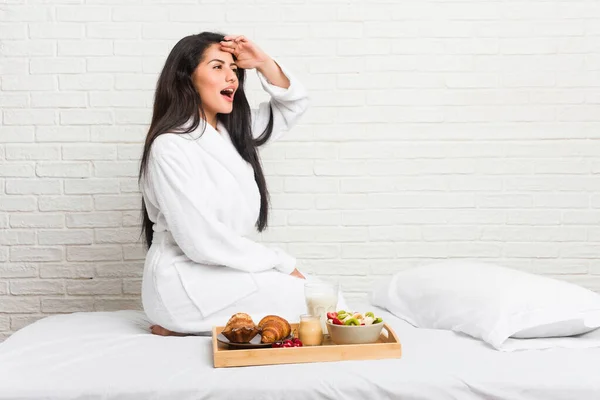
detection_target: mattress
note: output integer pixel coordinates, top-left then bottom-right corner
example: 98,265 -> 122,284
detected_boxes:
0,302 -> 598,400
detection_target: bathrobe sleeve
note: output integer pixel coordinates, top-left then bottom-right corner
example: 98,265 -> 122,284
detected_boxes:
251,60 -> 309,143
148,144 -> 297,274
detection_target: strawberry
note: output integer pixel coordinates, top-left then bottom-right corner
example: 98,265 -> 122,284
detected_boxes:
332,317 -> 343,325
326,312 -> 337,319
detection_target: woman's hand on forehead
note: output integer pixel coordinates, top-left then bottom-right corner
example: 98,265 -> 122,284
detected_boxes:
220,35 -> 270,70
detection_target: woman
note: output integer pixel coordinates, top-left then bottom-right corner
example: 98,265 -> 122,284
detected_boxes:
138,32 -> 316,336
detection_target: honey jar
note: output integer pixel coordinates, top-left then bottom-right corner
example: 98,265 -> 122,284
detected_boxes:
298,314 -> 323,346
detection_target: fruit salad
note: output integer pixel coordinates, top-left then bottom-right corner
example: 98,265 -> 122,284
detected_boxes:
326,310 -> 383,326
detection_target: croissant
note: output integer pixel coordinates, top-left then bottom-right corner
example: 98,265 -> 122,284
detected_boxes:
258,315 -> 291,343
222,313 -> 259,343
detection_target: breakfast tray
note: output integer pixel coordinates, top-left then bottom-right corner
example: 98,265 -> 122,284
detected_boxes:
212,322 -> 401,368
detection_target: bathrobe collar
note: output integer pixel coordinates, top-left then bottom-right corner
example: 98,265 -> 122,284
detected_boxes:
184,118 -> 252,173
181,118 -> 260,228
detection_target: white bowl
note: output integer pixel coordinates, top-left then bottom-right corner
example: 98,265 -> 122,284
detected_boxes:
326,321 -> 384,345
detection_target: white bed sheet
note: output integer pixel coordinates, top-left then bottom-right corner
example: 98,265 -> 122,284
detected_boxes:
0,303 -> 598,400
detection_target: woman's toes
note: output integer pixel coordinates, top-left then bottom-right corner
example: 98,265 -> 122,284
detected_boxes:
150,324 -> 171,336
150,324 -> 192,337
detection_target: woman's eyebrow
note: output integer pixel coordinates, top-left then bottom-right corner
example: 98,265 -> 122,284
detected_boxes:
209,59 -> 238,67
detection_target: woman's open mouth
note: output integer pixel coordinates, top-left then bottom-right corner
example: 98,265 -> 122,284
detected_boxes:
220,88 -> 235,102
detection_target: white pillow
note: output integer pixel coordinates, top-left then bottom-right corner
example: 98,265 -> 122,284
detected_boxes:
371,260 -> 600,350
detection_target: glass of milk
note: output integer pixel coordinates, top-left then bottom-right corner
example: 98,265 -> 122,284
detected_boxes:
304,282 -> 339,333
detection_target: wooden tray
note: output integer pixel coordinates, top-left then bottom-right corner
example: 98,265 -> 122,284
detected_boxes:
212,322 -> 401,368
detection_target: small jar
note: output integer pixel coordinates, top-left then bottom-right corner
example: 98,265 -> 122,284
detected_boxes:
298,314 -> 323,346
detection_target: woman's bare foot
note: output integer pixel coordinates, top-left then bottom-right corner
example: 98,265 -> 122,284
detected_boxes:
150,324 -> 190,337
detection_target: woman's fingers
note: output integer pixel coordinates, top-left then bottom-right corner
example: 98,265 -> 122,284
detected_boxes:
220,41 -> 238,55
224,34 -> 247,42
290,268 -> 306,279
220,40 -> 236,49
219,45 -> 235,54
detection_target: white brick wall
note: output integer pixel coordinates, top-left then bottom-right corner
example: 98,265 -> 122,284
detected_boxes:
1,0 -> 600,341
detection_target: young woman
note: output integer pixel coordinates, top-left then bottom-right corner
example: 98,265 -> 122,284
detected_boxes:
138,32 -> 315,336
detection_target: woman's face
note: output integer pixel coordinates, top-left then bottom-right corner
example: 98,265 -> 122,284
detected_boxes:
192,43 -> 239,120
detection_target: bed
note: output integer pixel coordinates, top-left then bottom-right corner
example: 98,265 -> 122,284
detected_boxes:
0,301 -> 598,400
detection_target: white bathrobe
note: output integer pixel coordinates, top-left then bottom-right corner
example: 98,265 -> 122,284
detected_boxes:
140,62 -> 321,333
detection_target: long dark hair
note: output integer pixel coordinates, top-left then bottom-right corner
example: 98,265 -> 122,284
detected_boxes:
138,32 -> 274,249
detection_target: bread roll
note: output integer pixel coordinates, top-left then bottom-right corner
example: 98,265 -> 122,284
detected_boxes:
222,312 -> 259,343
